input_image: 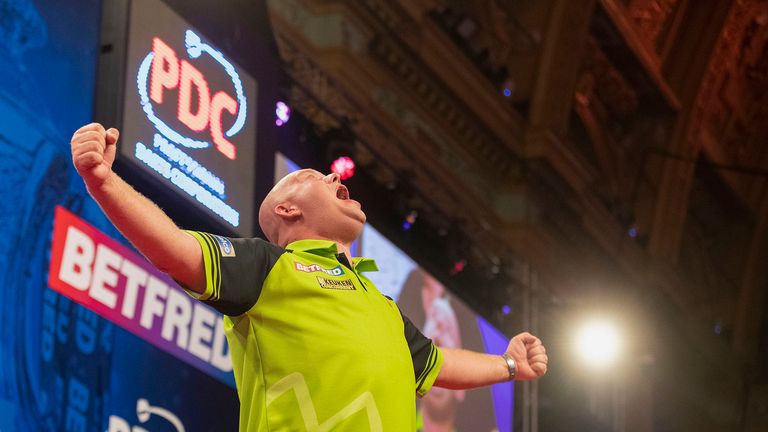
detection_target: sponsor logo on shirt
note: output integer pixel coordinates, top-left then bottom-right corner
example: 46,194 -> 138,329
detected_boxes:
294,262 -> 345,276
316,277 -> 355,290
212,235 -> 236,257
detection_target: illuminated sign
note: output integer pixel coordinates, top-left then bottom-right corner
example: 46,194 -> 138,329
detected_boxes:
120,0 -> 257,236
48,207 -> 235,387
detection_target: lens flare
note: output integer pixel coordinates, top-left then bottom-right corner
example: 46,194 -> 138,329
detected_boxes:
575,320 -> 621,367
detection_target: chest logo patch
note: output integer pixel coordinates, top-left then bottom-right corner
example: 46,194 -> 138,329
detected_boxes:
316,277 -> 355,290
294,262 -> 345,276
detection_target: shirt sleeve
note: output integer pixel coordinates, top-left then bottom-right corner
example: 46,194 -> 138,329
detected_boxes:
183,231 -> 285,316
402,313 -> 444,397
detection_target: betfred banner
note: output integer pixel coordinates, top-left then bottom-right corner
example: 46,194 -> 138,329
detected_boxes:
48,206 -> 235,387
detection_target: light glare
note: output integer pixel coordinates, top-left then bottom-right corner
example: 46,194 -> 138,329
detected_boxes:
330,156 -> 355,180
275,101 -> 290,126
575,320 -> 621,367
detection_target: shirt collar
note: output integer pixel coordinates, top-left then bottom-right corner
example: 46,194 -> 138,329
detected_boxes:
286,239 -> 339,255
352,257 -> 379,273
285,239 -> 379,273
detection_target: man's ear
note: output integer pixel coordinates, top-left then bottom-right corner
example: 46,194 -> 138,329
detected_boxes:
274,203 -> 301,220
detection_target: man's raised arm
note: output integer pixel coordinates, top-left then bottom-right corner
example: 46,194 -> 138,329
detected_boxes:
70,123 -> 206,293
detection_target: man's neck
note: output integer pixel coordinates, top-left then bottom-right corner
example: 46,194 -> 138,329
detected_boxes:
334,242 -> 354,265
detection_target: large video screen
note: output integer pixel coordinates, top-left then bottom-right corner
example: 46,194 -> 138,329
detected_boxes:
119,0 -> 258,236
275,153 -> 513,432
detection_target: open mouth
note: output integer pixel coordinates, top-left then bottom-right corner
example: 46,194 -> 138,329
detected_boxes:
336,185 -> 350,200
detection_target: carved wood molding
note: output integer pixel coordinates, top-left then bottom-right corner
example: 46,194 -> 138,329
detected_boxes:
624,0 -> 683,54
271,23 -> 538,268
367,36 -> 519,179
688,0 -> 768,213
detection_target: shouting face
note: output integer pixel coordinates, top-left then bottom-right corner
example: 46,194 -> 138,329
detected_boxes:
259,169 -> 366,245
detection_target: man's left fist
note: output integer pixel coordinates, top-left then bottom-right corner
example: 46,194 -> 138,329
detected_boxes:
506,332 -> 548,380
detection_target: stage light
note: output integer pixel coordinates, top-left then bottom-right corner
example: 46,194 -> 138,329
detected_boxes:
627,225 -> 638,238
330,156 -> 355,180
275,101 -> 290,126
402,210 -> 418,231
449,259 -> 467,276
501,305 -> 511,315
574,319 -> 621,368
501,78 -> 515,98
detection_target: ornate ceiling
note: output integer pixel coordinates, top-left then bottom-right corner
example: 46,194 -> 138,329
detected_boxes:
266,0 -> 768,429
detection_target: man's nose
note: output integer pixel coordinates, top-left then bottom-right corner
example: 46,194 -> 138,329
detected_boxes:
324,173 -> 340,183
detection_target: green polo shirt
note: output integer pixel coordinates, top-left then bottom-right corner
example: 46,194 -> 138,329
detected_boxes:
184,232 -> 443,431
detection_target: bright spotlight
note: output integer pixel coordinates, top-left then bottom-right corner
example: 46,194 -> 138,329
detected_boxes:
330,156 -> 355,180
575,320 -> 621,367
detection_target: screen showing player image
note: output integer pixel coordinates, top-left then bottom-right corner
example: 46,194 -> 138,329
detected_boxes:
361,227 -> 513,432
275,153 -> 513,432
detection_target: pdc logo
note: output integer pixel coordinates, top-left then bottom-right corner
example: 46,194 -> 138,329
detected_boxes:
137,30 -> 247,160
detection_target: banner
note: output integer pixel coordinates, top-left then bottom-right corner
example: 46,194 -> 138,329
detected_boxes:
49,206 -> 235,387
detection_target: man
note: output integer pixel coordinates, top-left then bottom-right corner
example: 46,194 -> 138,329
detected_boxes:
70,123 -> 548,431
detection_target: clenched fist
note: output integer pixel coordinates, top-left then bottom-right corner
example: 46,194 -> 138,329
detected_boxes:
71,123 -> 120,187
505,332 -> 548,381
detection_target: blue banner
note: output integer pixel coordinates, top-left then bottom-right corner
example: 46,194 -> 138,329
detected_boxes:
0,1 -> 239,430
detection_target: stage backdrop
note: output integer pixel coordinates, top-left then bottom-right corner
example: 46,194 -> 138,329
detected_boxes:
0,0 -> 241,430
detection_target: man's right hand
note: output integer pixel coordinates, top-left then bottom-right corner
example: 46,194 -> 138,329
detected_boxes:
68,123 -> 206,293
71,123 -> 120,188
